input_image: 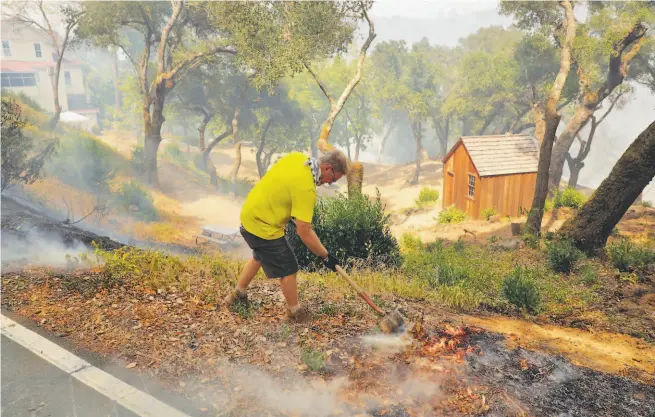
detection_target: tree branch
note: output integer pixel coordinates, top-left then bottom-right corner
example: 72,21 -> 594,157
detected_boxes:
304,63 -> 335,106
158,0 -> 184,74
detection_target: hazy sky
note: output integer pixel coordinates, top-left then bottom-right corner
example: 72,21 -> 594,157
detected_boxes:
370,0 -> 501,18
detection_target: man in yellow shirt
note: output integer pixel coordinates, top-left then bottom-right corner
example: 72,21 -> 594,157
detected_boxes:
224,149 -> 349,323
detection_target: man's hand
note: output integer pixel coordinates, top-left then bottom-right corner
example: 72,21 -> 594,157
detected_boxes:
323,253 -> 339,272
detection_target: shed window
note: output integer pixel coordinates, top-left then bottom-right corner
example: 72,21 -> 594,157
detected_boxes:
64,71 -> 71,85
34,42 -> 42,58
468,174 -> 476,198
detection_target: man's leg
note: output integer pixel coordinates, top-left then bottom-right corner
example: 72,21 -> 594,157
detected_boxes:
224,257 -> 261,305
280,272 -> 309,322
236,257 -> 261,292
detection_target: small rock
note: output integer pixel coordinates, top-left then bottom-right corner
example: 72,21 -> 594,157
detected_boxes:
125,362 -> 137,369
488,214 -> 501,223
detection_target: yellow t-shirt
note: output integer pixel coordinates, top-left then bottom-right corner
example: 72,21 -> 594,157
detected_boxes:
240,152 -> 316,240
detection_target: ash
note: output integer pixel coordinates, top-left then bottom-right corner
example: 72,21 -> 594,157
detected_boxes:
466,333 -> 655,417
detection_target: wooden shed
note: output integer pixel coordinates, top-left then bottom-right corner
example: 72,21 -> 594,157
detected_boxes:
441,135 -> 539,219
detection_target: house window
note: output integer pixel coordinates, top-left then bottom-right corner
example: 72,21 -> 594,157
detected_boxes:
34,42 -> 42,58
2,40 -> 11,56
64,71 -> 72,85
1,72 -> 37,87
468,174 -> 476,198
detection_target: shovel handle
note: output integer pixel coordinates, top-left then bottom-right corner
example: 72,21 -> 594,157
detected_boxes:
335,265 -> 385,316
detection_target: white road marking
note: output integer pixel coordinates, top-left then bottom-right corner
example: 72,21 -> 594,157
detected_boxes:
1,315 -> 191,417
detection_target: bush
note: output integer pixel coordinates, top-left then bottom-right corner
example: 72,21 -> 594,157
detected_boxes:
438,206 -> 467,224
164,142 -> 187,166
1,97 -> 55,191
501,266 -> 541,313
544,199 -> 554,212
416,187 -> 439,208
607,238 -> 655,272
300,349 -> 325,372
579,264 -> 599,286
554,187 -> 586,209
47,132 -> 117,193
481,207 -> 497,221
287,191 -> 401,271
642,200 -> 653,208
131,145 -> 146,173
114,180 -> 158,221
401,233 -> 423,252
546,237 -> 584,273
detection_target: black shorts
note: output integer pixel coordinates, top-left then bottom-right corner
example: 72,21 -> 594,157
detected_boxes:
239,225 -> 299,279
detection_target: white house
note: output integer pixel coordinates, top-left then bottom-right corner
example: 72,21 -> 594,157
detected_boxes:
1,18 -> 99,128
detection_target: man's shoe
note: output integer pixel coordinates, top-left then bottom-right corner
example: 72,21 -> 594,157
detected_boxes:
287,306 -> 311,323
224,289 -> 248,307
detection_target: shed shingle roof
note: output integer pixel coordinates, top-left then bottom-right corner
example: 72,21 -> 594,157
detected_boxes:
459,135 -> 539,177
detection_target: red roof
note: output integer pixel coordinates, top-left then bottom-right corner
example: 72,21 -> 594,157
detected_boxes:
0,59 -> 82,72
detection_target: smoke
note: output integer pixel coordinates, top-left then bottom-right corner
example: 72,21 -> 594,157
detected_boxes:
1,227 -> 97,272
181,330 -> 447,417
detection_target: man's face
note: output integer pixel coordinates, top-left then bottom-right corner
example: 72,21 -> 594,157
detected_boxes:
319,163 -> 344,185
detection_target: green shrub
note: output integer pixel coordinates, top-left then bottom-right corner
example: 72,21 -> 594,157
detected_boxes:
546,237 -> 584,273
164,142 -> 187,166
554,187 -> 586,209
642,200 -> 653,208
300,349 -> 325,372
438,206 -> 467,224
481,207 -> 497,221
579,264 -> 599,286
607,238 -> 655,272
47,132 -> 117,193
416,187 -> 439,208
114,180 -> 158,221
544,199 -> 554,212
401,233 -> 423,252
131,145 -> 146,173
501,266 -> 541,313
287,191 -> 401,270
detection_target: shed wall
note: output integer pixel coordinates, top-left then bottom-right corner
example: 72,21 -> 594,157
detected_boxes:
442,143 -> 481,219
479,172 -> 537,218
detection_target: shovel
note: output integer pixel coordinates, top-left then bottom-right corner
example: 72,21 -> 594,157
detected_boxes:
334,264 -> 405,334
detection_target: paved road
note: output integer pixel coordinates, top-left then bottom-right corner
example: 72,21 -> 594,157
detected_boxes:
1,335 -> 139,417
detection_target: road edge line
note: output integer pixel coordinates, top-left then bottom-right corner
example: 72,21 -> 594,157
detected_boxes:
1,314 -> 191,417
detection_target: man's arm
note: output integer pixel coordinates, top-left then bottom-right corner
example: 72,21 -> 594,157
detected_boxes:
295,220 -> 328,259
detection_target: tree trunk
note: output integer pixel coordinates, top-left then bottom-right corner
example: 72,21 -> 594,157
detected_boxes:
567,160 -> 583,189
525,0 -> 576,237
305,6 -> 376,198
354,134 -> 362,162
561,120 -> 655,254
144,86 -> 167,186
198,113 -> 212,152
549,106 -> 594,191
409,120 -> 422,185
202,130 -> 232,186
255,118 -> 273,178
229,105 -> 242,196
111,46 -> 121,113
377,119 -> 396,162
49,56 -> 63,129
549,24 -> 647,193
435,116 -> 449,159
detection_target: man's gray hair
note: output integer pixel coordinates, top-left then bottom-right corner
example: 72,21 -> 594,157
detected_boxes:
318,149 -> 349,174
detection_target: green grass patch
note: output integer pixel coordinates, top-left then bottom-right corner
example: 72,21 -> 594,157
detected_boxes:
300,349 -> 325,372
415,187 -> 439,208
481,207 -> 497,221
553,187 -> 587,209
438,206 -> 467,224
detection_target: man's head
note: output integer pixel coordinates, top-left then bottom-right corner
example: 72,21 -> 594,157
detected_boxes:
317,149 -> 349,185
